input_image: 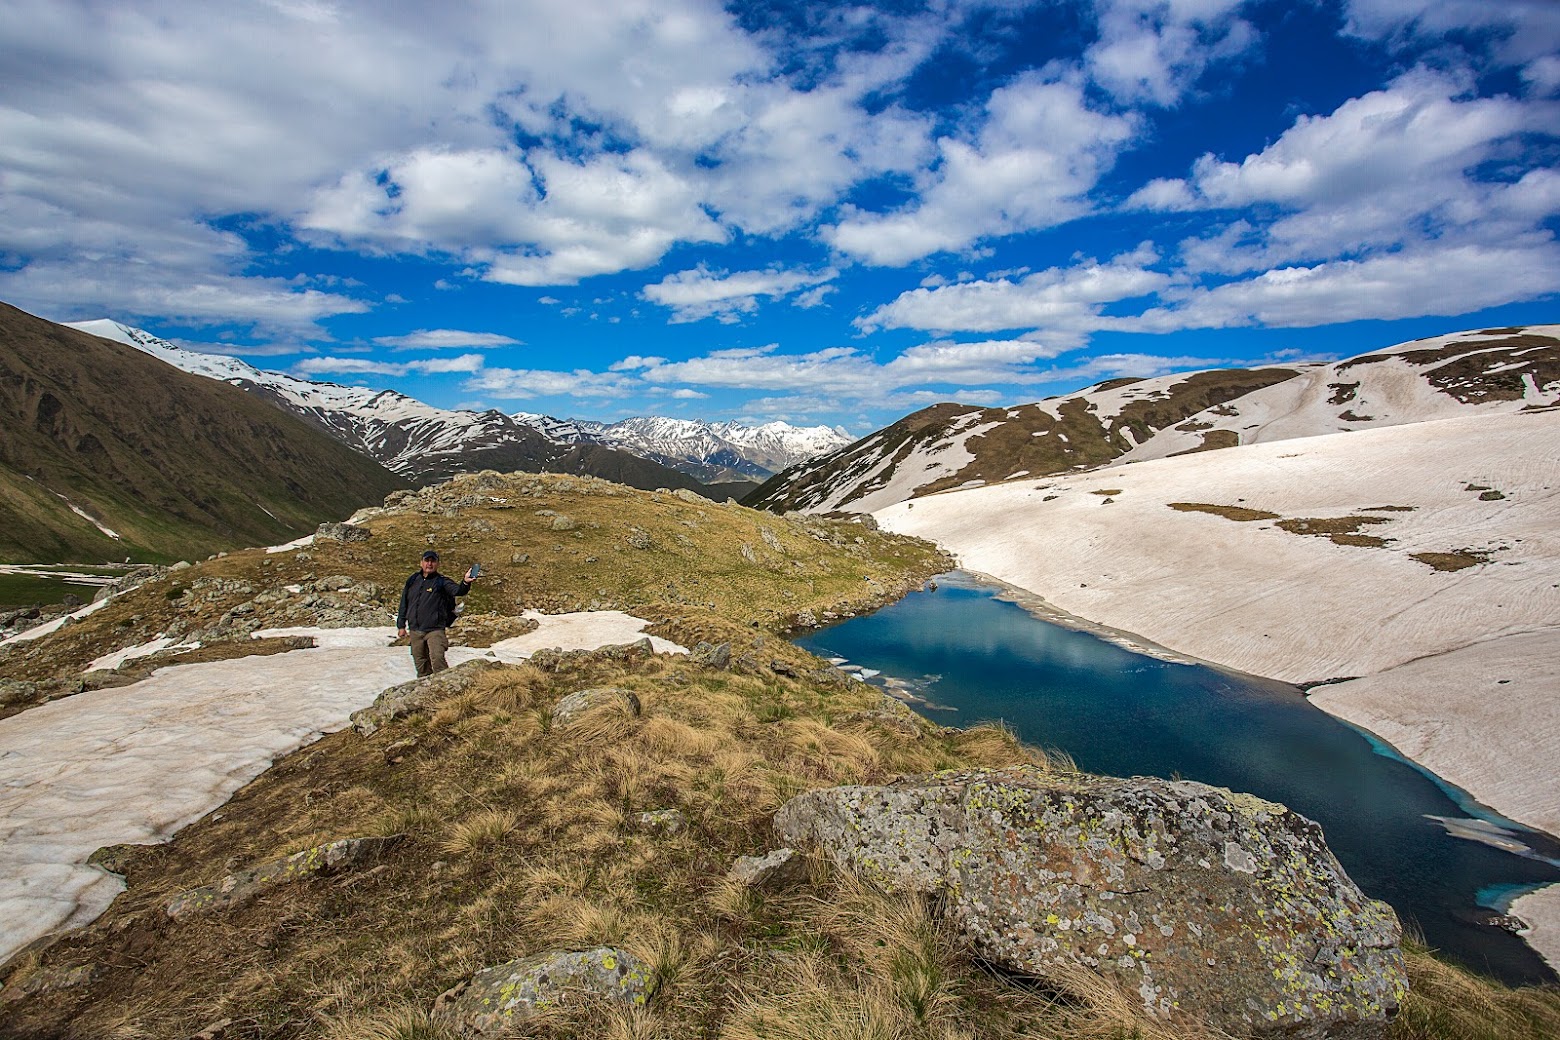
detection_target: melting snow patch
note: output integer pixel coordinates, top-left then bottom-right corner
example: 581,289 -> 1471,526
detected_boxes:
64,503 -> 120,540
1,600 -> 109,646
87,637 -> 196,673
0,610 -> 688,963
266,534 -> 315,554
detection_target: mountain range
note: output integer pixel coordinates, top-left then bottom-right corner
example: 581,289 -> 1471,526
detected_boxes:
512,413 -> 850,483
69,320 -> 847,490
748,325 -> 1560,514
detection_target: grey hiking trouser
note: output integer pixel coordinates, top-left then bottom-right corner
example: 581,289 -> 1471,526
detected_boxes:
409,628 -> 449,677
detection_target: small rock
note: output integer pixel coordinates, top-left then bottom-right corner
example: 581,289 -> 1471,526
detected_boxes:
166,836 -> 400,919
550,514 -> 578,531
315,521 -> 371,543
728,848 -> 808,891
636,809 -> 686,834
510,552 -> 530,564
689,641 -> 731,669
552,686 -> 642,727
0,680 -> 41,706
432,947 -> 652,1035
769,659 -> 798,677
87,843 -> 147,878
0,963 -> 99,1004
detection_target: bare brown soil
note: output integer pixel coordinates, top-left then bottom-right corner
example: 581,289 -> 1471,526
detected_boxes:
1410,551 -> 1493,572
1167,502 -> 1280,522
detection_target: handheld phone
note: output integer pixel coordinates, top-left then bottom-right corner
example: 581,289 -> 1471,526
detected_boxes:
468,562 -> 482,577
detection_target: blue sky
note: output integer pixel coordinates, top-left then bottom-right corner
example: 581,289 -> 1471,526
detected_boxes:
2,0 -> 1557,434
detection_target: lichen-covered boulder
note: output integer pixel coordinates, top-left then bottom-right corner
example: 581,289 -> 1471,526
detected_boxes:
775,767 -> 1406,1039
352,658 -> 504,735
552,686 -> 642,727
166,836 -> 399,919
431,947 -> 652,1035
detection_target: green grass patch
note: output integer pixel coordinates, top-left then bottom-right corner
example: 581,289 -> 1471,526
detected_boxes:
0,572 -> 98,610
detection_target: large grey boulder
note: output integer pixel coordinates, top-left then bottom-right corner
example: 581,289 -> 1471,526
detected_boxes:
775,767 -> 1406,1039
166,836 -> 398,919
351,658 -> 504,736
432,947 -> 652,1035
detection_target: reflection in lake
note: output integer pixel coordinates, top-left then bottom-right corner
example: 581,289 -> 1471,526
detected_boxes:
795,572 -> 1560,986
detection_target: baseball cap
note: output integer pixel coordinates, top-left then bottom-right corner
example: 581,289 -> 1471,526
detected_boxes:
421,550 -> 440,561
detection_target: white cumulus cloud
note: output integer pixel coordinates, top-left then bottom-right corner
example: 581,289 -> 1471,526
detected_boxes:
641,264 -> 838,323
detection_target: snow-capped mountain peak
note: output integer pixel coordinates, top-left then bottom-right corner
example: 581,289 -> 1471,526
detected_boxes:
510,413 -> 851,481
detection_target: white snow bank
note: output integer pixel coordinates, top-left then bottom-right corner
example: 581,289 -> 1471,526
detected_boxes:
0,611 -> 686,964
0,599 -> 109,646
1513,885 -> 1560,972
86,636 -> 192,673
65,502 -> 121,540
265,534 -> 315,554
486,610 -> 687,659
878,410 -> 1559,685
1310,629 -> 1560,836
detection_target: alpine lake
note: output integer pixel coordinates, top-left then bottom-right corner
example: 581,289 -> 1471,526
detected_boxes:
793,571 -> 1560,987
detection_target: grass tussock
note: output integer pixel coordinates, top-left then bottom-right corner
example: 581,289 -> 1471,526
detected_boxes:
1391,945 -> 1560,1040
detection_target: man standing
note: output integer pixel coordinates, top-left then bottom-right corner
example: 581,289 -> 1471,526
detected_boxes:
396,550 -> 476,676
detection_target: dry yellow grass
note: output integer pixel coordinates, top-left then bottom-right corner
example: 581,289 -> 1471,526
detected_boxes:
3,477 -> 1555,1040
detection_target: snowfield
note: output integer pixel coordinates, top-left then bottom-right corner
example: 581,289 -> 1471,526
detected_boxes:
877,409 -> 1560,828
0,613 -> 686,965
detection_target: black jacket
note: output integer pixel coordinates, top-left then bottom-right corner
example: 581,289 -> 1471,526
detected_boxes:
396,571 -> 471,631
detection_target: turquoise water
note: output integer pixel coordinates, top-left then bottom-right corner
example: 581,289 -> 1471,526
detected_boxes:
795,572 -> 1560,986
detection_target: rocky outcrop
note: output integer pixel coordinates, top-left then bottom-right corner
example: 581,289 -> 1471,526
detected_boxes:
314,521 -> 371,542
432,947 -> 652,1035
551,686 -> 642,727
774,767 -> 1407,1038
352,659 -> 505,736
528,637 -> 657,672
166,836 -> 399,919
